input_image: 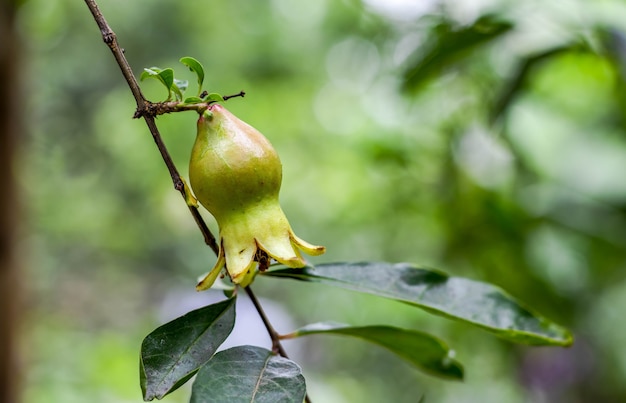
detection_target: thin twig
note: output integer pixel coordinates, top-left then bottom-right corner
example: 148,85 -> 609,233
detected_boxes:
223,90 -> 246,101
83,0 -> 218,254
244,286 -> 287,356
133,90 -> 246,119
244,286 -> 312,403
83,3 -> 309,401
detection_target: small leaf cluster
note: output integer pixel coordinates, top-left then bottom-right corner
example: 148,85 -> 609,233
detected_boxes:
140,57 -> 224,104
139,262 -> 572,402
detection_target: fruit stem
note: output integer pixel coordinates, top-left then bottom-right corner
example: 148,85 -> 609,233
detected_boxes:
244,285 -> 313,403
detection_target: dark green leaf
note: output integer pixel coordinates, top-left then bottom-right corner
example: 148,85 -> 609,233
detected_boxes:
190,346 -> 306,403
222,288 -> 236,299
157,68 -> 174,93
207,92 -> 224,102
264,262 -> 573,346
288,322 -> 463,380
491,45 -> 582,122
180,56 -> 205,95
140,298 -> 236,401
403,15 -> 513,92
140,67 -> 175,100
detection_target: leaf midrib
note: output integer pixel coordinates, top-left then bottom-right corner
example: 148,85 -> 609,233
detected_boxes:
250,353 -> 271,402
152,299 -> 234,397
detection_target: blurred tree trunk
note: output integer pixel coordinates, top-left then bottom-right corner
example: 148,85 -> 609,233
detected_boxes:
0,1 -> 22,402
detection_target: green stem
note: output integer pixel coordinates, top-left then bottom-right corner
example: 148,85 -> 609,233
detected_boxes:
244,286 -> 312,403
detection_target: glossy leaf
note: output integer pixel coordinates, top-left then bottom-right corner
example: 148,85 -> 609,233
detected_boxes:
157,68 -> 174,94
403,15 -> 512,92
286,322 -> 463,380
264,262 -> 573,346
140,298 -> 236,401
190,345 -> 306,403
207,92 -> 224,102
140,67 -> 175,100
140,66 -> 162,81
180,56 -> 205,95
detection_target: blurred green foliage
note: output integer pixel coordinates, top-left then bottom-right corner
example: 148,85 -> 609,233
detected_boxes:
16,0 -> 626,402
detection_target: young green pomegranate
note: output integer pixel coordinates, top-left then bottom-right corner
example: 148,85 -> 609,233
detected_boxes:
189,104 -> 325,289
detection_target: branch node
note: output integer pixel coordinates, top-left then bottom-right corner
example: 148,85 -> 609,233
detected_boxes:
174,177 -> 184,192
103,31 -> 115,45
134,102 -> 167,119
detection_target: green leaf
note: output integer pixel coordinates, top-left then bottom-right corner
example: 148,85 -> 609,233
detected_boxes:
190,346 -> 306,403
264,262 -> 573,346
403,15 -> 513,92
287,322 -> 463,380
140,67 -> 175,100
140,67 -> 162,81
140,298 -> 236,401
171,88 -> 183,102
180,56 -> 205,95
157,68 -> 174,94
207,92 -> 224,102
183,96 -> 204,104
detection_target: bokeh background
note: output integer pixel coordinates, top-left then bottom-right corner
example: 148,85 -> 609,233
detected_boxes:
13,0 -> 626,402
